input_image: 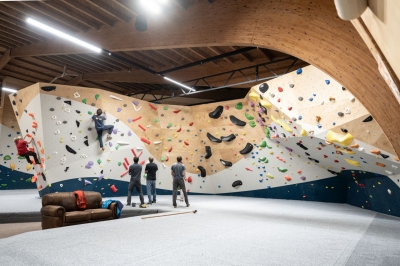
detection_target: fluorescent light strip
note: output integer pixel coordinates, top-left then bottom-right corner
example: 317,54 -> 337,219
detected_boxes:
2,87 -> 17,93
26,18 -> 102,53
164,77 -> 193,91
140,0 -> 162,14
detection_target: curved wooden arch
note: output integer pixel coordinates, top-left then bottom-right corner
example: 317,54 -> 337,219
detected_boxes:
11,0 -> 400,155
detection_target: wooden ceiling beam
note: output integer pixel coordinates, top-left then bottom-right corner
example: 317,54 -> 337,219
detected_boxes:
258,48 -> 273,62
18,1 -> 89,33
207,46 -> 234,64
0,40 -> 16,49
111,0 -> 138,16
152,50 -> 185,67
0,14 -> 49,41
231,46 -> 252,62
127,51 -> 165,69
0,50 -> 12,70
44,55 -> 95,73
66,74 -> 83,86
138,50 -> 170,68
0,21 -> 45,43
0,36 -> 23,47
82,68 -> 164,84
187,48 -> 217,66
87,0 -> 132,23
0,31 -> 32,46
169,49 -> 197,63
72,54 -> 117,72
119,52 -> 154,70
61,0 -> 114,27
62,55 -> 110,72
41,1 -> 100,30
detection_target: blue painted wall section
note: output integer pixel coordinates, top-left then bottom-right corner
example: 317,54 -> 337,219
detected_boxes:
0,165 -> 36,190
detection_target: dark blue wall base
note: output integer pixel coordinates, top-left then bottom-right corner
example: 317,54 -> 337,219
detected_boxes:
220,176 -> 348,203
0,165 -> 36,190
343,170 -> 400,217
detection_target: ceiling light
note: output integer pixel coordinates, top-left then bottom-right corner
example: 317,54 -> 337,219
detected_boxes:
2,87 -> 17,93
164,77 -> 194,91
140,0 -> 162,14
135,15 -> 147,32
26,18 -> 102,53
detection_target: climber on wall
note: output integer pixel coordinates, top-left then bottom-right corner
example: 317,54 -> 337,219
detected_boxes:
14,135 -> 40,164
91,109 -> 114,151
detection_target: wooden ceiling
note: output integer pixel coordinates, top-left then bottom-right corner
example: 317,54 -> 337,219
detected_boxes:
0,0 -> 308,105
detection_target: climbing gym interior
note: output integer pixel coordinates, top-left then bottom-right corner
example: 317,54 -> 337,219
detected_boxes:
0,0 -> 399,265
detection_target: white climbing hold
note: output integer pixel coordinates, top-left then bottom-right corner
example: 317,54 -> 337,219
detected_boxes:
345,107 -> 351,114
162,163 -> 166,169
110,95 -> 123,101
51,115 -> 57,120
74,92 -> 80,98
154,141 -> 162,144
388,189 -> 392,195
56,121 -> 62,125
62,103 -> 67,107
134,105 -> 142,112
392,165 -> 398,169
366,130 -> 370,133
78,178 -> 82,181
70,135 -> 77,141
350,97 -> 355,102
60,184 -> 63,187
53,151 -> 58,155
81,154 -> 87,158
358,147 -> 364,152
54,130 -> 60,135
146,125 -> 152,128
385,170 -> 393,175
64,108 -> 71,113
320,101 -> 324,105
60,156 -> 66,162
136,147 -> 143,150
117,141 -> 129,145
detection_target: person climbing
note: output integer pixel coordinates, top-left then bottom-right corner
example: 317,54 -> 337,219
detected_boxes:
171,156 -> 189,208
91,109 -> 114,151
14,136 -> 40,164
127,156 -> 146,208
145,156 -> 158,205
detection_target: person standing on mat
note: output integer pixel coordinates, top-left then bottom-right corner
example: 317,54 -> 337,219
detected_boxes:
145,156 -> 158,205
14,136 -> 40,164
127,156 -> 146,208
91,109 -> 114,151
171,156 -> 189,208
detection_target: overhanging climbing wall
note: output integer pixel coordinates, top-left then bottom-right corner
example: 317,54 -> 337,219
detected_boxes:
8,66 -> 400,213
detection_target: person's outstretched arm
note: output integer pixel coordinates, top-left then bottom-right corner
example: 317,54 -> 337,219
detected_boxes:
103,110 -> 107,120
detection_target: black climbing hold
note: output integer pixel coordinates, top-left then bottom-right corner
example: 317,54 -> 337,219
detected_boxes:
56,97 -> 61,100
123,104 -> 127,107
12,93 -> 17,97
239,143 -> 253,154
209,105 -> 223,119
342,87 -> 346,91
84,136 -> 88,139
258,103 -> 267,114
42,173 -> 47,181
116,119 -> 119,122
205,146 -> 212,159
24,110 -> 27,113
259,83 -> 269,93
84,140 -> 89,147
230,115 -> 246,126
12,100 -> 16,105
76,120 -> 80,128
206,133 -> 222,143
260,95 -> 263,100
289,84 -> 294,88
26,129 -> 28,133
49,108 -> 55,111
261,118 -> 266,122
19,99 -> 22,103
340,128 -> 348,133
297,142 -> 308,150
88,128 -> 92,131
328,169 -> 338,175
197,166 -> 206,177
62,121 -> 67,124
64,100 -> 71,105
76,110 -> 81,114
220,159 -> 232,167
41,86 -> 56,92
232,180 -> 242,187
15,111 -> 18,116
91,103 -> 96,106
308,157 -> 319,163
338,112 -> 344,117
65,145 -> 77,154
362,116 -> 373,122
64,167 -> 69,172
281,133 -> 286,138
101,170 -> 103,174
380,153 -> 389,159
220,134 -> 236,142
305,152 -> 310,156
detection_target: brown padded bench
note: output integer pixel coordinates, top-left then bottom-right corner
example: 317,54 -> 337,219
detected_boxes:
41,191 -> 118,229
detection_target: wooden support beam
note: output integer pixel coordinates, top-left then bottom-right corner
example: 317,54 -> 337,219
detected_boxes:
41,1 -> 100,30
112,0 -> 138,16
152,49 -> 186,66
187,47 -> 218,65
61,0 -> 114,27
0,14 -> 48,41
66,74 -> 83,86
258,48 -> 273,62
207,46 -> 234,64
231,46 -> 252,62
87,0 -> 132,23
0,24 -> 42,43
0,31 -> 31,46
0,50 -> 12,70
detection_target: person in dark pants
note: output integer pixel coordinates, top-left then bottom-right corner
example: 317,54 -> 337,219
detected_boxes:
127,157 -> 146,208
171,156 -> 189,208
14,136 -> 40,164
91,109 -> 114,151
145,156 -> 158,204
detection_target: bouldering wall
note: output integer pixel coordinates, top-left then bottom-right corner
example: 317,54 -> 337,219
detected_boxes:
8,65 -> 400,217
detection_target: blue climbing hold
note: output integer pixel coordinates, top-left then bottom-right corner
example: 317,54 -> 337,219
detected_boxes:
333,122 -> 336,125
313,94 -> 316,96
309,98 -> 313,101
298,115 -> 302,120
296,68 -> 302,75
325,80 -> 330,85
317,124 -> 322,128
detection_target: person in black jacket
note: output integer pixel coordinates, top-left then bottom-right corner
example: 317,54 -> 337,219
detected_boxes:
145,156 -> 158,204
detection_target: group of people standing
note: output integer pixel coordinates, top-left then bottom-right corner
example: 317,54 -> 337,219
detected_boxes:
127,156 -> 190,208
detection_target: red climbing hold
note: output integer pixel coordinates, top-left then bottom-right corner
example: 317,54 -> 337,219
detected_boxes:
173,110 -> 181,114
189,122 -> 194,126
245,167 -> 253,171
177,127 -> 182,132
323,155 -> 328,158
139,160 -> 145,165
168,146 -> 172,152
277,98 -> 281,103
288,107 -> 292,111
278,87 -> 283,92
184,141 -> 189,145
334,160 -> 339,163
138,124 -> 146,131
131,148 -> 137,157
110,185 -> 118,193
132,116 -> 142,122
149,103 -> 157,110
141,137 -> 150,145
225,106 -> 229,110
188,176 -> 193,183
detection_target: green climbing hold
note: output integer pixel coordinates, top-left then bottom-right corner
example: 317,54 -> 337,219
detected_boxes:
26,178 -> 32,182
88,111 -> 93,115
168,122 -> 173,127
168,137 -> 172,141
18,156 -> 25,159
154,118 -> 159,123
118,162 -> 122,166
1,184 -> 7,187
259,157 -> 268,163
265,128 -> 270,139
115,145 -> 120,150
97,159 -> 102,164
245,113 -> 254,120
260,140 -> 267,148
249,121 -> 256,127
3,155 -> 11,160
161,157 -> 165,162
12,180 -> 16,183
235,102 -> 243,110
156,146 -> 159,150
95,94 -> 100,100
163,106 -> 168,110
277,167 -> 288,173
82,98 -> 87,104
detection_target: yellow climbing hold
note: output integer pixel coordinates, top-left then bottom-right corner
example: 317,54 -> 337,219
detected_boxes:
271,115 -> 293,133
260,99 -> 272,109
26,164 -> 32,171
10,163 -> 15,171
326,130 -> 354,146
300,128 -> 308,136
249,91 -> 260,102
344,158 -> 360,167
267,173 -> 274,179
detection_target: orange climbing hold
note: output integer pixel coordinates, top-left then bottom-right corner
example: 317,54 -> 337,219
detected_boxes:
141,137 -> 150,145
395,157 -> 400,161
284,175 -> 291,181
31,176 -> 37,183
316,116 -> 321,122
370,149 -> 380,155
29,113 -> 34,118
132,116 -> 142,122
38,185 -> 43,190
37,141 -> 41,147
245,167 -> 253,171
173,110 -> 181,114
177,127 -> 182,132
189,122 -> 194,126
149,103 -> 157,110
297,170 -> 302,174
110,185 -> 118,193
376,162 -> 386,167
168,146 -> 172,152
350,143 -> 359,148
138,124 -> 146,131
